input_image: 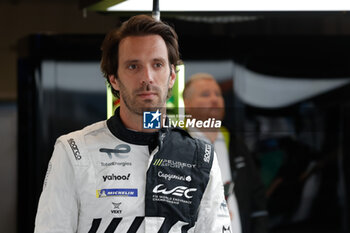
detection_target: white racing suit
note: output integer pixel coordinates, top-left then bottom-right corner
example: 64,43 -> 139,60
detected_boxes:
34,109 -> 232,233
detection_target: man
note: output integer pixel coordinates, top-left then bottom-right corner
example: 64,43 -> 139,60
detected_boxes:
34,15 -> 231,233
183,73 -> 268,233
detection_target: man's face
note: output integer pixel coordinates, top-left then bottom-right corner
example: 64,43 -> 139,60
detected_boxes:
109,35 -> 176,115
184,79 -> 225,121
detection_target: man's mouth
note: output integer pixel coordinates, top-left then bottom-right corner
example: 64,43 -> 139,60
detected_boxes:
137,92 -> 157,98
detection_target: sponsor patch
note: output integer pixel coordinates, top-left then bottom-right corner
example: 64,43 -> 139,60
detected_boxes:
99,144 -> 131,159
111,202 -> 122,214
153,159 -> 196,169
220,200 -> 228,210
67,138 -> 81,160
204,144 -> 211,163
218,200 -> 230,218
222,225 -> 231,233
153,184 -> 196,198
96,188 -> 138,198
101,161 -> 132,167
102,173 -> 130,182
158,171 -> 191,182
152,184 -> 197,205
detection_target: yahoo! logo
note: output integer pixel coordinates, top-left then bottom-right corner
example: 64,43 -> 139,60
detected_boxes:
103,173 -> 130,182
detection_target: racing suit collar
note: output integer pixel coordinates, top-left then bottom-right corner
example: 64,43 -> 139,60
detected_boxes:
107,107 -> 169,152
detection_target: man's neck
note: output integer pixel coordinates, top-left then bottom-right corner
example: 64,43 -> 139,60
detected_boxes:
200,130 -> 219,144
187,116 -> 221,143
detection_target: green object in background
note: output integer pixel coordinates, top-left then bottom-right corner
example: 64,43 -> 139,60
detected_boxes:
167,64 -> 185,121
106,82 -> 118,119
260,150 -> 285,188
106,64 -> 185,120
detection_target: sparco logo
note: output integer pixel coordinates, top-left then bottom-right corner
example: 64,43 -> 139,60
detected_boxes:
153,184 -> 197,199
204,144 -> 211,163
153,159 -> 196,169
99,144 -> 131,159
103,173 -> 130,182
158,171 -> 191,182
67,138 -> 81,160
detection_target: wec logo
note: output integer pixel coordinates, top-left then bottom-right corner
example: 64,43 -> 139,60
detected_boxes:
152,184 -> 197,199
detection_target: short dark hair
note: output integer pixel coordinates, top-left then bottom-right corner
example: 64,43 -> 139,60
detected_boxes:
100,14 -> 181,98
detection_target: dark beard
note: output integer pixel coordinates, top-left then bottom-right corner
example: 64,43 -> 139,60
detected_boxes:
117,79 -> 169,116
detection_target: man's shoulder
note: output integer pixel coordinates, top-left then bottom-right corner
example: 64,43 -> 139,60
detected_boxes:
170,127 -> 215,149
167,127 -> 214,166
169,127 -> 211,147
169,127 -> 193,140
57,120 -> 107,141
55,120 -> 108,153
53,120 -> 108,165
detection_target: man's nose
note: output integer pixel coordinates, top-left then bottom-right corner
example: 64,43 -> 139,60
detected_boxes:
210,94 -> 220,106
140,66 -> 154,85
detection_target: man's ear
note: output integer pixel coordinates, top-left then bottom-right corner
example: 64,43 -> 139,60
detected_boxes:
183,98 -> 195,117
108,75 -> 119,91
183,97 -> 192,109
168,65 -> 176,88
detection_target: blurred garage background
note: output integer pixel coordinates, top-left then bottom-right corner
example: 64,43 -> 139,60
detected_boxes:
2,0 -> 350,232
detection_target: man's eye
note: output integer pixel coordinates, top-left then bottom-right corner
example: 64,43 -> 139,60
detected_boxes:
128,64 -> 137,70
154,63 -> 163,68
200,92 -> 210,97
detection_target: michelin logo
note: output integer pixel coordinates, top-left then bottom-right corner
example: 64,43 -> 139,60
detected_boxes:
96,188 -> 138,198
143,110 -> 161,129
